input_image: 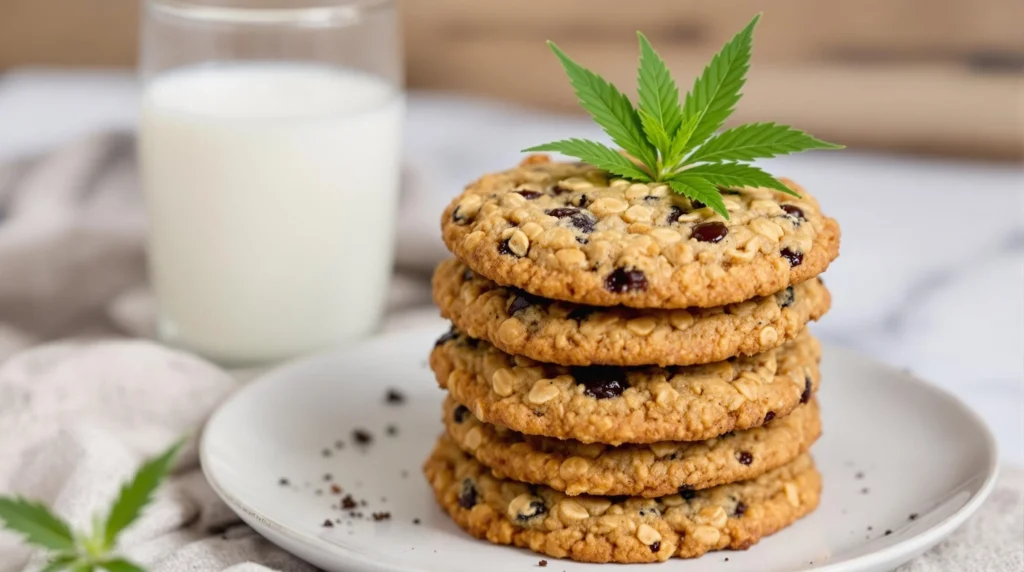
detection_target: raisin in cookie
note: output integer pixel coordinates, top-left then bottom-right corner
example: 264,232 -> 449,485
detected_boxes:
443,395 -> 821,497
430,329 -> 820,444
424,435 -> 821,563
441,157 -> 840,309
434,258 -> 830,366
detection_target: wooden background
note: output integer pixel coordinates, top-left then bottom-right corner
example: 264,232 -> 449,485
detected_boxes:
1,0 -> 1022,160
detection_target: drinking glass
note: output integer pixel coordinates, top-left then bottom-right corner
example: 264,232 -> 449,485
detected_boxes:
139,0 -> 403,365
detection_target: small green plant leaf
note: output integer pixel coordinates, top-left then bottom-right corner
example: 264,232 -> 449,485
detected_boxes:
524,139 -> 653,181
686,122 -> 843,163
103,439 -> 185,550
664,115 -> 700,169
38,554 -> 80,572
636,32 -> 683,153
676,162 -> 800,197
637,109 -> 674,160
546,41 -> 658,172
99,558 -> 146,572
680,14 -> 759,156
524,15 -> 842,211
0,497 -> 76,552
668,176 -> 729,219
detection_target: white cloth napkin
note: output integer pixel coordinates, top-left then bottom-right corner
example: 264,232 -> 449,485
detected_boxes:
0,131 -> 1021,571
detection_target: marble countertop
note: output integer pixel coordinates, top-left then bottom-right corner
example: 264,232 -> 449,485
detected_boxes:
2,69 -> 1021,464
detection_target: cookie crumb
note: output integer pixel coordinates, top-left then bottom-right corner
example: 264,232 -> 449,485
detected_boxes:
322,519 -> 334,528
855,471 -> 865,479
330,484 -> 342,495
860,487 -> 870,495
386,424 -> 398,436
538,560 -> 547,567
413,518 -> 421,525
884,529 -> 892,536
385,389 -> 406,405
341,495 -> 357,509
372,512 -> 391,521
321,448 -> 332,458
278,478 -> 289,486
323,473 -> 332,481
909,513 -> 918,521
353,429 -> 373,446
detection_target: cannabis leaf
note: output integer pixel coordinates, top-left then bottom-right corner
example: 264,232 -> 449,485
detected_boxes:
679,15 -> 758,157
675,163 -> 798,197
525,14 -> 842,219
687,122 -> 843,163
667,176 -> 727,216
0,498 -> 76,552
526,138 -> 652,182
103,440 -> 184,549
636,32 -> 682,154
97,558 -> 147,572
534,42 -> 658,173
0,438 -> 185,572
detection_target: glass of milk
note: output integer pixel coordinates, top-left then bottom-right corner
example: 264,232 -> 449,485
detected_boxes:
139,0 -> 403,365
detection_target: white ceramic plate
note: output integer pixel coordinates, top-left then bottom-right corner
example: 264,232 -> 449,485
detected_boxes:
201,320 -> 998,572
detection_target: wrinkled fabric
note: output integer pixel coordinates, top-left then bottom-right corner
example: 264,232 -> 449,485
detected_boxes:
0,340 -> 316,572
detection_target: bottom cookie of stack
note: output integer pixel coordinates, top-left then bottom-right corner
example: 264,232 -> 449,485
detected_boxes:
424,435 -> 821,564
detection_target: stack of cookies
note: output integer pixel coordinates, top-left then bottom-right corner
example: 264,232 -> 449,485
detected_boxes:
424,156 -> 840,564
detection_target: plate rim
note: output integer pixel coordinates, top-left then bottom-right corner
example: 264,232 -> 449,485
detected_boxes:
200,325 -> 1000,572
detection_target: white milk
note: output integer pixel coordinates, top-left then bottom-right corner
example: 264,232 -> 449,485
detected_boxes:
139,63 -> 403,364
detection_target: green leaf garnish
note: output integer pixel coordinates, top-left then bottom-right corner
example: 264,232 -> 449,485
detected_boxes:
675,163 -> 798,197
39,555 -> 80,572
525,14 -> 842,219
99,558 -> 147,572
526,138 -> 652,182
679,15 -> 758,158
0,438 -> 185,572
636,32 -> 682,154
0,498 -> 76,552
685,122 -> 843,164
526,42 -> 658,173
667,176 -> 727,216
103,438 -> 185,549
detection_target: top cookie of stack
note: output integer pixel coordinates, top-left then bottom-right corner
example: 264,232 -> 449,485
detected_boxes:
436,155 -> 839,367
